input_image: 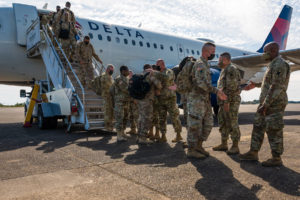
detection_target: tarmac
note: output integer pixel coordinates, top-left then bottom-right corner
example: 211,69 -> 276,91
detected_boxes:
0,104 -> 299,200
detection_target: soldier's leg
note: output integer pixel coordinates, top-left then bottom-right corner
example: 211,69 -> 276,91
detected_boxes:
213,105 -> 228,151
158,102 -> 168,142
79,64 -> 87,88
61,39 -> 70,59
265,112 -> 284,157
167,96 -> 183,142
104,95 -> 114,131
86,63 -> 94,89
69,38 -> 77,62
227,101 -> 241,155
137,100 -> 154,144
114,101 -> 127,141
239,111 -> 265,160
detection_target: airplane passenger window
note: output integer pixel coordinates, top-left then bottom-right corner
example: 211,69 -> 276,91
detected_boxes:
197,50 -> 200,55
107,36 -> 111,42
124,38 -> 128,44
89,33 -> 93,39
146,42 -> 150,48
179,48 -> 183,53
186,49 -> 189,54
139,41 -> 143,47
160,44 -> 164,50
153,43 -> 157,49
98,34 -> 102,40
132,40 -> 136,46
191,50 -> 195,55
116,37 -> 120,43
170,46 -> 173,51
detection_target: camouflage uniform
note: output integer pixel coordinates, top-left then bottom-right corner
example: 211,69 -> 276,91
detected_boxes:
138,72 -> 162,138
152,96 -> 160,130
113,74 -> 130,132
99,72 -> 114,130
76,41 -> 101,88
217,64 -> 241,142
128,98 -> 138,131
187,57 -> 219,148
55,9 -> 77,60
250,56 -> 290,157
181,94 -> 188,126
158,68 -> 182,135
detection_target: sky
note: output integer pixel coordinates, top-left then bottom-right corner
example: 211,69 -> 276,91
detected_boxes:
0,0 -> 300,105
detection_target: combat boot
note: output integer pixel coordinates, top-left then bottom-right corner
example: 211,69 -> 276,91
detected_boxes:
171,132 -> 183,143
227,140 -> 240,155
159,133 -> 167,143
137,136 -> 154,145
196,140 -> 210,157
117,131 -> 127,142
261,156 -> 282,167
147,127 -> 155,140
187,148 -> 206,159
239,150 -> 259,161
212,139 -> 228,151
154,128 -> 160,141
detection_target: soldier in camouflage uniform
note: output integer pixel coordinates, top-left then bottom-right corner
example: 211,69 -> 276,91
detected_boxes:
127,70 -> 138,135
55,2 -> 77,61
112,66 -> 131,142
239,42 -> 290,167
187,42 -> 227,159
76,36 -> 103,88
137,64 -> 162,144
97,65 -> 115,131
156,59 -> 183,143
49,6 -> 61,35
212,52 -> 241,155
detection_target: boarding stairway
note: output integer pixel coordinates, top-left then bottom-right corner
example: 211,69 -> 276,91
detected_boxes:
18,3 -> 106,131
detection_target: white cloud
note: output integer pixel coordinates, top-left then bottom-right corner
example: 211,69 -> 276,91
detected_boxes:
0,0 -> 300,103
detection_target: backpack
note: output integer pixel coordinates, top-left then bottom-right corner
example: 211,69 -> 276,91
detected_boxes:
58,22 -> 70,39
175,60 -> 196,94
128,73 -> 151,100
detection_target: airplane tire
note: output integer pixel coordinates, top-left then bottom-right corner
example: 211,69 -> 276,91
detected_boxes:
38,106 -> 50,129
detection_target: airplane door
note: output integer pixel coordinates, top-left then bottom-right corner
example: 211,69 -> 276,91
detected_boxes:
13,3 -> 38,46
176,44 -> 185,60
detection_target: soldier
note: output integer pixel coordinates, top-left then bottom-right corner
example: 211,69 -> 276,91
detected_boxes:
112,66 -> 131,142
76,35 -> 103,88
56,11 -> 77,61
187,42 -> 227,159
147,65 -> 161,140
212,52 -> 241,155
99,65 -> 114,131
127,70 -> 138,135
137,64 -> 162,144
156,59 -> 183,143
239,42 -> 290,167
55,2 -> 77,61
50,6 -> 61,33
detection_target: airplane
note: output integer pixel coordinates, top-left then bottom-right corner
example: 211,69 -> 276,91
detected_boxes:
0,3 -> 299,105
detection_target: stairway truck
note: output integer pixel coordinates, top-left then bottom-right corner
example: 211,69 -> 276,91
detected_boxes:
22,84 -> 77,129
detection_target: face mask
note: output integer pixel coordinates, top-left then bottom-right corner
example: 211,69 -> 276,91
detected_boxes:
262,52 -> 271,61
65,7 -> 70,10
84,41 -> 89,45
207,53 -> 215,60
109,71 -> 113,75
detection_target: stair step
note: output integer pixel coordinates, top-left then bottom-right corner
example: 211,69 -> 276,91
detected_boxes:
84,99 -> 105,105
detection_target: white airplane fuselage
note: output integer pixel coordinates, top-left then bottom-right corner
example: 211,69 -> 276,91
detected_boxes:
0,6 -> 256,86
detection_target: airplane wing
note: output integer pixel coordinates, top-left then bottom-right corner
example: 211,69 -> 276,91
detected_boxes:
231,48 -> 300,84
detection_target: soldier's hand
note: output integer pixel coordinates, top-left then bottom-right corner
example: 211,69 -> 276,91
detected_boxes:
223,103 -> 230,112
244,81 -> 256,91
217,89 -> 227,101
168,84 -> 177,91
258,104 -> 267,116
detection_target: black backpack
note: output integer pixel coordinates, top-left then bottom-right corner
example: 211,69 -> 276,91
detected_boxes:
128,73 -> 151,100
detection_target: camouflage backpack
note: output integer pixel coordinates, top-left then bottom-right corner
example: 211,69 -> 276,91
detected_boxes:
176,59 -> 196,94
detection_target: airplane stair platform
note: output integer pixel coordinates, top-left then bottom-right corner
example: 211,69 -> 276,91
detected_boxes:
13,3 -> 107,131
